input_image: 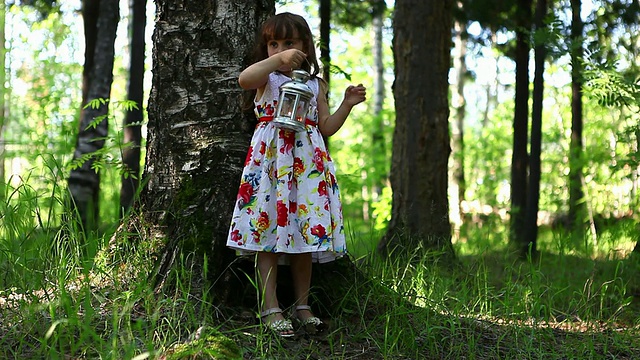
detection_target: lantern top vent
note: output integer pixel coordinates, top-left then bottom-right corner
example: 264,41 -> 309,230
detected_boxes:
279,70 -> 313,100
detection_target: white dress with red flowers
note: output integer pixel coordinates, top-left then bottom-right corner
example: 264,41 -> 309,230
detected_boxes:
226,72 -> 346,263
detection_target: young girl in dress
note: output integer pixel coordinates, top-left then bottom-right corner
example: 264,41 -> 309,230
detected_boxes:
226,12 -> 366,337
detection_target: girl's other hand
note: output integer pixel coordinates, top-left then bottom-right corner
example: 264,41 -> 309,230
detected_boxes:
344,84 -> 367,107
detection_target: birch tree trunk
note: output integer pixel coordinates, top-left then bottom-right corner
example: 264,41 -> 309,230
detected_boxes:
141,0 -> 274,300
450,3 -> 466,230
370,11 -> 387,208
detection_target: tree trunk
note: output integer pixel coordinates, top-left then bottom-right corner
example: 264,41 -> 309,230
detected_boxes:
482,30 -> 500,129
569,0 -> 586,231
634,128 -> 639,254
523,0 -> 549,259
372,13 -> 385,140
509,0 -> 531,248
632,127 -> 639,209
319,0 -> 331,147
119,0 -> 146,218
367,10 -> 387,222
142,0 -> 274,302
81,0 -> 99,105
378,0 -> 454,258
450,2 -> 466,229
68,0 -> 119,233
0,1 -> 6,202
319,0 -> 331,86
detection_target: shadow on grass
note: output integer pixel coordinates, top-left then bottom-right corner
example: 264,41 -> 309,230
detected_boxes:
215,248 -> 640,359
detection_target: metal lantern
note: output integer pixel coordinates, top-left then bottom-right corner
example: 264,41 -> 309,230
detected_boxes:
273,70 -> 314,132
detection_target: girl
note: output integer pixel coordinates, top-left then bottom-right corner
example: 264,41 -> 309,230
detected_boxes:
226,12 -> 366,337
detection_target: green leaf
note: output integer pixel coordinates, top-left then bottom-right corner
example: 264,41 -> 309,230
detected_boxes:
84,98 -> 109,110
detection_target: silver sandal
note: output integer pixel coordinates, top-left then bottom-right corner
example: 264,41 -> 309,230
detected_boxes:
292,305 -> 326,334
260,307 -> 295,338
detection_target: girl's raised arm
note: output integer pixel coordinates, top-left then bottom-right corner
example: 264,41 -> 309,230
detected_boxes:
238,49 -> 306,90
239,56 -> 283,90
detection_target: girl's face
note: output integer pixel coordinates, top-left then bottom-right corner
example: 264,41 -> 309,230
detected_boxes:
267,38 -> 304,56
267,37 -> 305,72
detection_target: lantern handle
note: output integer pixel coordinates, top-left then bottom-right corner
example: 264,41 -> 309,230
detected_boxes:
293,57 -> 312,74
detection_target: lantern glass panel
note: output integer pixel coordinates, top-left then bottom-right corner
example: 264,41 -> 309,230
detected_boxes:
295,99 -> 309,121
280,93 -> 296,118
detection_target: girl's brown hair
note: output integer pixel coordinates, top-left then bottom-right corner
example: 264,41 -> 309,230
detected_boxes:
253,12 -> 320,77
243,13 -> 322,112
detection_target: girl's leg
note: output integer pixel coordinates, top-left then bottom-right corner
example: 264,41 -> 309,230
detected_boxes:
257,252 -> 281,311
257,252 -> 294,336
290,252 -> 314,320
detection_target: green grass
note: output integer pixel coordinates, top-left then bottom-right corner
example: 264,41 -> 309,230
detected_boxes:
1,180 -> 639,359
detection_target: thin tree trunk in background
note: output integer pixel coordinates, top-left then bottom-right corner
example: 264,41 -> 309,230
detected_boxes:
368,11 -> 386,221
120,0 -> 146,218
632,127 -> 639,208
68,0 -> 119,232
372,13 -> 384,141
378,0 -> 454,258
632,129 -> 639,253
319,0 -> 330,88
0,2 -> 6,201
482,31 -> 498,129
450,5 -> 466,229
81,0 -> 99,105
482,84 -> 490,127
319,0 -> 331,147
523,0 -> 549,259
569,0 -> 585,231
509,0 -> 531,248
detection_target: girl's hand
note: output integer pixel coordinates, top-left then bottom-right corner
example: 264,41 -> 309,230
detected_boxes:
278,49 -> 307,70
343,84 -> 367,107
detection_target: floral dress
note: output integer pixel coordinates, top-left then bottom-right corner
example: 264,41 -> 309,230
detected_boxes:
226,72 -> 346,263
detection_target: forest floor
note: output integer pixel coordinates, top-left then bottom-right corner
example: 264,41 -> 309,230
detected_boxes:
1,277 -> 639,359
2,233 -> 640,359
2,296 -> 638,359
204,255 -> 640,359
225,322 -> 640,359
212,305 -> 640,360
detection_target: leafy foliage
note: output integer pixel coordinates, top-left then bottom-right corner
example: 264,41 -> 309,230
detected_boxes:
582,51 -> 640,212
584,57 -> 640,108
332,0 -> 387,30
585,0 -> 640,65
68,99 -> 144,180
9,0 -> 60,20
